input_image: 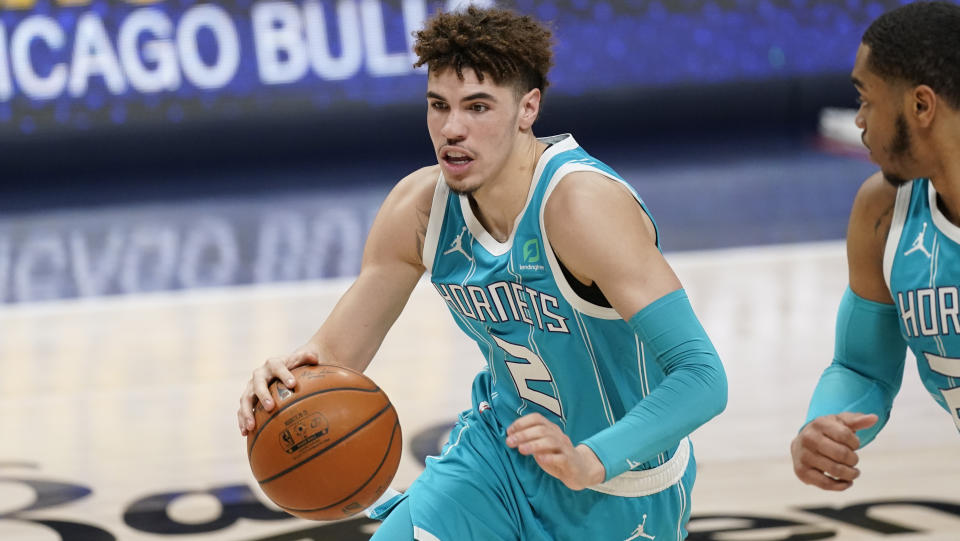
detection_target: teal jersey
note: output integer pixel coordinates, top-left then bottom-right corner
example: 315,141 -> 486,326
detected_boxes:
885,178 -> 960,432
422,134 -> 672,471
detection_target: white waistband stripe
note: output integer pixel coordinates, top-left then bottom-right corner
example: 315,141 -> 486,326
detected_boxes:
587,438 -> 691,498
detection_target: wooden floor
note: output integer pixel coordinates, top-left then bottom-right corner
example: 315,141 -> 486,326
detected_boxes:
1,241 -> 958,540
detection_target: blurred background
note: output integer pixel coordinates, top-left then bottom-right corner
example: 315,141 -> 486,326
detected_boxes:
4,1 -> 960,540
0,0 -> 882,303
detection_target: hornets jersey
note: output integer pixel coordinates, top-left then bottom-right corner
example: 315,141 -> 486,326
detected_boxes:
885,178 -> 960,432
422,133 -> 675,472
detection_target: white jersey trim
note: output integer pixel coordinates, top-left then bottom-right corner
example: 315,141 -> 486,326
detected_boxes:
459,134 -> 580,257
929,180 -> 960,246
414,526 -> 442,541
883,180 -> 914,290
363,487 -> 404,520
588,437 -> 690,497
422,174 -> 450,273
540,162 -> 631,320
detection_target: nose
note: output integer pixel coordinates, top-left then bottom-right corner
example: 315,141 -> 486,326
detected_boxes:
441,110 -> 466,141
854,111 -> 866,130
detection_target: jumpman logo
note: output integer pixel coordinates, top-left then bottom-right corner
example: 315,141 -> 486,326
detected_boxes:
903,222 -> 932,258
443,226 -> 473,261
624,514 -> 655,540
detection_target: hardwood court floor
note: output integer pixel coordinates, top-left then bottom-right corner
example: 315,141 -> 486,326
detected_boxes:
1,241 -> 958,540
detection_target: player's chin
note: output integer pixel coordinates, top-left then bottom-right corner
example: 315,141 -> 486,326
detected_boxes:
443,175 -> 481,196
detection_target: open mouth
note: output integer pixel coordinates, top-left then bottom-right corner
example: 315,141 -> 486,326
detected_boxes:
442,149 -> 474,167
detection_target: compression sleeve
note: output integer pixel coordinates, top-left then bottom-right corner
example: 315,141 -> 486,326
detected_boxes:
580,289 -> 727,480
803,287 -> 908,446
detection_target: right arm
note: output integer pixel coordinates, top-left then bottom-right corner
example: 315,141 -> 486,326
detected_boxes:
237,166 -> 439,435
791,171 -> 909,490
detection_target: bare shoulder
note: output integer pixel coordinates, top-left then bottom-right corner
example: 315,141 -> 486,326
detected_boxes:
366,165 -> 440,269
847,171 -> 899,302
850,171 -> 899,238
543,171 -> 679,317
389,165 -> 441,209
545,170 -> 656,242
545,170 -> 633,206
378,165 -> 440,229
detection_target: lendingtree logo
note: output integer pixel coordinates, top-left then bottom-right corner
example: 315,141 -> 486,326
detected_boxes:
519,238 -> 545,273
522,239 -> 540,264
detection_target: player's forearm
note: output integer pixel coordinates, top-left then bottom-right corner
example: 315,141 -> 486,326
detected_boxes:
305,263 -> 421,373
583,361 -> 725,481
802,287 -> 908,446
309,309 -> 388,373
803,365 -> 893,445
299,332 -> 372,373
581,289 -> 727,481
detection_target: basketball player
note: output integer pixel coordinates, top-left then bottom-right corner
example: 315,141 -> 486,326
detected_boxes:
238,7 -> 727,539
791,1 -> 960,491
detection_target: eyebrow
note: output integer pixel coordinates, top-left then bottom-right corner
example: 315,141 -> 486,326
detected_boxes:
426,91 -> 498,102
463,92 -> 497,102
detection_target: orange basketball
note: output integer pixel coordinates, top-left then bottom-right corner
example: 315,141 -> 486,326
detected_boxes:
246,364 -> 402,521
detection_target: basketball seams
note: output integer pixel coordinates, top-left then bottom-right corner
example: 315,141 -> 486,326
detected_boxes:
277,419 -> 402,514
247,386 -> 386,455
246,364 -> 402,521
256,401 -> 395,485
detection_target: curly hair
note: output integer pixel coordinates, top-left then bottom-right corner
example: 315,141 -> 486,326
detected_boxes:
863,1 -> 960,109
413,6 -> 554,97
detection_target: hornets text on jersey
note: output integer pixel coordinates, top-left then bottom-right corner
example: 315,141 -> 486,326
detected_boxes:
885,178 -> 960,431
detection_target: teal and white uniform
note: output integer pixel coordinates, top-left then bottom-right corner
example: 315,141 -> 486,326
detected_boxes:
885,178 -> 960,431
371,134 -> 710,541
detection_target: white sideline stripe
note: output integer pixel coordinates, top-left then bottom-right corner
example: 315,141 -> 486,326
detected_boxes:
665,240 -> 844,267
0,277 -> 358,317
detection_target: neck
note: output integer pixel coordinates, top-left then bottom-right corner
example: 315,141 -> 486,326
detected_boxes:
469,134 -> 546,242
927,123 -> 960,227
934,180 -> 960,227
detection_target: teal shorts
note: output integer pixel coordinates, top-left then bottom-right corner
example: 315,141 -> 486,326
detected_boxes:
370,404 -> 696,541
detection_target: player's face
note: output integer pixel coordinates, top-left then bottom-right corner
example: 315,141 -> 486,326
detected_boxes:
852,44 -> 917,186
426,68 -> 530,195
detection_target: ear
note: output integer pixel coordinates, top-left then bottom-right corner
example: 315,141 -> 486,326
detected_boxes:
518,88 -> 541,130
911,84 -> 937,128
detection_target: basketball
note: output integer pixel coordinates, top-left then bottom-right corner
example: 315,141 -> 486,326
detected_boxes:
246,364 -> 402,521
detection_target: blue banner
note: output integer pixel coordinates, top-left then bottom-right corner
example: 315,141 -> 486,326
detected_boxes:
0,0 -> 911,134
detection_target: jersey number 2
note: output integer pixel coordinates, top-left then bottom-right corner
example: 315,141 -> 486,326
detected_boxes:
491,336 -> 562,417
926,352 -> 960,430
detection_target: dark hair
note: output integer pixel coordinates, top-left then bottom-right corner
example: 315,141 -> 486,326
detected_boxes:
413,6 -> 554,97
863,1 -> 960,108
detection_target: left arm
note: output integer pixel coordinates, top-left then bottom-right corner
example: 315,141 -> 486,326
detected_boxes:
506,172 -> 727,488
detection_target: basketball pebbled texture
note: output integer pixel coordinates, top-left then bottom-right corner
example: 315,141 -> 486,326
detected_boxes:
247,364 -> 402,520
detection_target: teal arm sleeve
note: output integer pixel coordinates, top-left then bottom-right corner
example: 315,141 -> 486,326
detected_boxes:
581,289 -> 727,480
803,287 -> 908,446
